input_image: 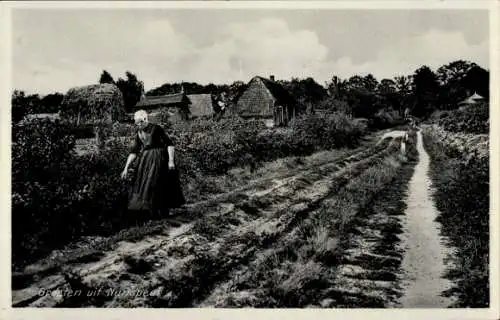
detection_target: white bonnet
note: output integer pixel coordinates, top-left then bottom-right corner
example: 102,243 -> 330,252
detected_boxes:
134,109 -> 149,122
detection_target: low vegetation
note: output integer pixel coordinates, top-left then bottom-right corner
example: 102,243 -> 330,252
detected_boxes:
12,128 -> 419,308
422,123 -> 489,308
428,102 -> 488,134
11,112 -> 366,269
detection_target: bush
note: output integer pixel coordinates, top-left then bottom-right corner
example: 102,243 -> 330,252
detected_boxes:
290,111 -> 365,151
12,119 -> 78,265
109,122 -> 136,137
12,119 -> 132,267
371,108 -> 405,130
422,127 -> 489,307
436,102 -> 489,134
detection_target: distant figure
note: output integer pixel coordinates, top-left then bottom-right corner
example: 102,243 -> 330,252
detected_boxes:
121,110 -> 185,218
401,132 -> 408,155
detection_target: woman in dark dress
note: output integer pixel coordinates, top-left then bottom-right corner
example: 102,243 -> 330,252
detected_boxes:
121,110 -> 185,218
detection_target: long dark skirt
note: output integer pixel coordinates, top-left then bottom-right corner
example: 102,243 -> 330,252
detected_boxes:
128,148 -> 185,216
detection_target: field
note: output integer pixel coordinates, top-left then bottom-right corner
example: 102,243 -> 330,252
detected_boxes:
11,106 -> 490,308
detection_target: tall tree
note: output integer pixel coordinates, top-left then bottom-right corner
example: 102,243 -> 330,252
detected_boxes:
12,90 -> 27,122
345,75 -> 366,91
411,65 -> 440,118
377,79 -> 397,94
280,77 -> 328,113
375,78 -> 400,113
436,60 -> 476,86
436,60 -> 477,109
343,75 -> 379,118
463,65 -> 489,99
326,75 -> 348,100
116,71 -> 145,113
363,74 -> 379,92
394,75 -> 412,95
99,70 -> 115,84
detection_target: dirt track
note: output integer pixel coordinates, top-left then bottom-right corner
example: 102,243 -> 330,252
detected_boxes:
11,129 -> 458,308
396,131 -> 456,308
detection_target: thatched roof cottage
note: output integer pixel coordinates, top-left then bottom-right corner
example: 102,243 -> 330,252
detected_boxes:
59,83 -> 125,125
135,93 -> 191,122
234,76 -> 298,127
135,92 -> 215,122
458,92 -> 485,108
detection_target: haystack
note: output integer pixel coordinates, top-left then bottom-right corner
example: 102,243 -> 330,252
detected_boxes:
60,83 -> 125,125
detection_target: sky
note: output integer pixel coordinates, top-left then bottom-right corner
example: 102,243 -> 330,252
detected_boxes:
11,8 -> 490,95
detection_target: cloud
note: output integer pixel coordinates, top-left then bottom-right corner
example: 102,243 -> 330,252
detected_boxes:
12,15 -> 489,95
173,18 -> 330,84
323,29 -> 489,82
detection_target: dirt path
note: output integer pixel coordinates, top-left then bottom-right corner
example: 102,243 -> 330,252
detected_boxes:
396,130 -> 456,308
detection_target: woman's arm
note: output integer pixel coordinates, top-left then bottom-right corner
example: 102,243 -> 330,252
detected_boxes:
167,146 -> 175,168
121,134 -> 141,178
124,153 -> 137,171
155,125 -> 176,168
121,153 -> 137,179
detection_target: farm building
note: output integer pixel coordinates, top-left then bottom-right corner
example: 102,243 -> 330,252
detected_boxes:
134,93 -> 215,122
186,94 -> 215,119
135,93 -> 190,122
458,92 -> 485,108
234,76 -> 299,127
59,83 -> 126,125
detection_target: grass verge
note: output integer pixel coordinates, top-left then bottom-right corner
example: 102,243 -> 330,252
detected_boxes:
196,132 -> 418,307
422,128 -> 489,308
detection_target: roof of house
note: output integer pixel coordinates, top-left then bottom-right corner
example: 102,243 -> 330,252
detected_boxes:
187,94 -> 214,117
136,93 -> 187,108
255,76 -> 296,105
235,76 -> 297,117
459,92 -> 485,105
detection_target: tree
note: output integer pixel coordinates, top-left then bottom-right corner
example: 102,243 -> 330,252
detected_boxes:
326,75 -> 348,100
436,60 -> 477,109
394,75 -> 412,95
374,79 -> 400,114
40,92 -> 64,113
227,81 -> 247,104
99,70 -> 115,84
280,77 -> 328,114
436,60 -> 475,86
345,75 -> 366,91
116,71 -> 145,113
463,65 -> 489,99
343,75 -> 379,118
378,79 -> 396,94
411,65 -> 440,118
12,90 -> 27,123
363,74 -> 379,92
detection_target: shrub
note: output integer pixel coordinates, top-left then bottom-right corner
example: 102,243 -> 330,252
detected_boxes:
109,122 -> 136,137
12,119 -> 133,267
422,127 -> 489,307
436,102 -> 489,134
290,112 -> 365,151
12,119 -> 78,264
371,108 -> 405,130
